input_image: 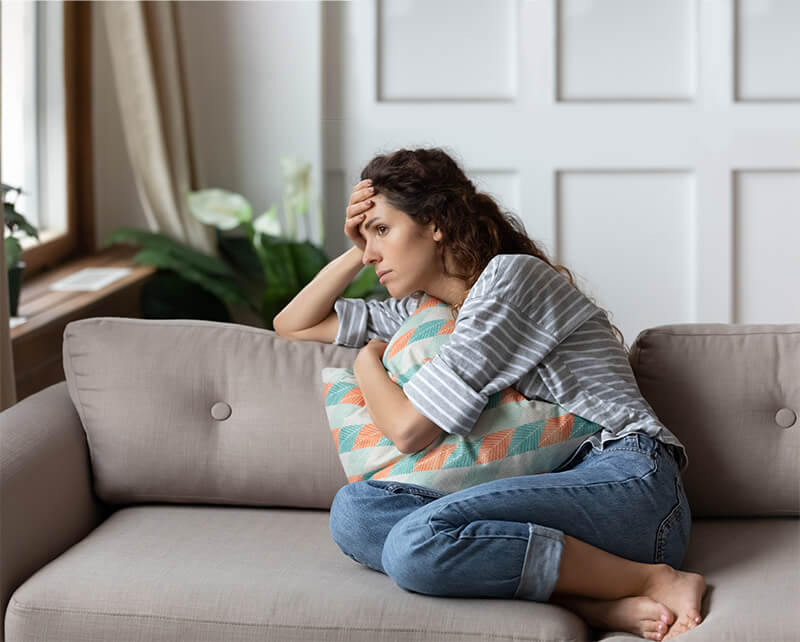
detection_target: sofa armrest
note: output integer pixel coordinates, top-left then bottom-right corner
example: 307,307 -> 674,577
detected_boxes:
0,381 -> 110,642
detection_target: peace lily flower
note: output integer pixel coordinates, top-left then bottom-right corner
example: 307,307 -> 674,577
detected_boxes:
187,189 -> 252,230
280,156 -> 311,241
253,203 -> 283,237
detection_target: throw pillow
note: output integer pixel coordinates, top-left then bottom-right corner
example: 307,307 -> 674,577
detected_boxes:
321,295 -> 602,494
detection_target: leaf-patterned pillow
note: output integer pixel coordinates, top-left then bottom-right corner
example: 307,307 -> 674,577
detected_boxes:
321,294 -> 602,494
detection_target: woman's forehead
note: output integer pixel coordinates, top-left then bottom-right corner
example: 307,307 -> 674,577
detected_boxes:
360,197 -> 405,232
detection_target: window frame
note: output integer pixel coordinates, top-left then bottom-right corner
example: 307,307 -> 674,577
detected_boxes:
16,1 -> 94,280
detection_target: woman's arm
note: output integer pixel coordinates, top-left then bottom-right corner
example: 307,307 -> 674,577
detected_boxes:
273,246 -> 364,337
353,340 -> 443,453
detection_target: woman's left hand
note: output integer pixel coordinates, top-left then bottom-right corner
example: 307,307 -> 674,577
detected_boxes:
356,339 -> 389,367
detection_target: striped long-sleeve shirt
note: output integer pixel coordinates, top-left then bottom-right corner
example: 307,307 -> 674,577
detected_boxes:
334,253 -> 688,470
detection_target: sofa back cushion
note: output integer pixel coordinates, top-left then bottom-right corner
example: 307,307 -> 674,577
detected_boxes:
62,318 -> 357,509
629,324 -> 800,517
64,317 -> 800,516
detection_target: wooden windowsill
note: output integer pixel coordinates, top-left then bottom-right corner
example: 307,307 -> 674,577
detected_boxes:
11,243 -> 156,342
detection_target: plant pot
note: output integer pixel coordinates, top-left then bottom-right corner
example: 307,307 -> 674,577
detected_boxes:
7,260 -> 25,317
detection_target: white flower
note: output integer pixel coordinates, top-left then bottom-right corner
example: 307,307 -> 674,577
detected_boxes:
253,204 -> 282,237
280,156 -> 312,240
187,189 -> 252,230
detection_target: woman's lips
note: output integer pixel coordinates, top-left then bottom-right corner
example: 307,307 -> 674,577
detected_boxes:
379,271 -> 392,284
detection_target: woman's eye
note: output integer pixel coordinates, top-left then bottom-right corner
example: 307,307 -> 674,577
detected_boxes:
377,225 -> 388,235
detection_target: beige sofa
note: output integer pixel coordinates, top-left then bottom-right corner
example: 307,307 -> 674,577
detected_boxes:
1,317 -> 798,642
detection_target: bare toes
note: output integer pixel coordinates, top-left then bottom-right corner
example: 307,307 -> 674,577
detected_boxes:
643,620 -> 667,640
687,607 -> 703,626
645,620 -> 668,635
657,605 -> 675,626
663,619 -> 690,640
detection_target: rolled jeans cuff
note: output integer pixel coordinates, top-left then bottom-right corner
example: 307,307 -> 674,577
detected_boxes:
513,523 -> 565,601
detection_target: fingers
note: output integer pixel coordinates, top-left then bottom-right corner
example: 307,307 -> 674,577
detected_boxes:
348,180 -> 374,207
344,180 -> 375,250
346,180 -> 374,221
347,199 -> 373,217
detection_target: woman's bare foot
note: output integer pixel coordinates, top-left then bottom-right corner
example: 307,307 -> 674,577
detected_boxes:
641,565 -> 706,639
553,595 -> 675,641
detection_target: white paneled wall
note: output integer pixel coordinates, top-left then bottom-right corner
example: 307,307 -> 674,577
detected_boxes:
735,0 -> 800,100
378,0 -> 518,100
733,171 -> 800,323
557,170 -> 696,333
557,0 -> 696,101
323,0 -> 800,344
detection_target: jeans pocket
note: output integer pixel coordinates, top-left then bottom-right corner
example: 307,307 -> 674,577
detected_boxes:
369,480 -> 447,502
654,475 -> 691,569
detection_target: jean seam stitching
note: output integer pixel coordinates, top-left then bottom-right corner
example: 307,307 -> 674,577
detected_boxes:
655,475 -> 683,563
378,481 -> 444,500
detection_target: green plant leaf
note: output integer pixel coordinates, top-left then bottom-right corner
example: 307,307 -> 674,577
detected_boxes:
343,268 -> 384,299
4,202 -> 39,239
217,231 -> 267,282
131,248 -> 253,308
4,236 -> 22,269
104,227 -> 236,279
287,241 -> 329,287
261,287 -> 296,331
2,183 -> 22,204
255,236 -> 300,294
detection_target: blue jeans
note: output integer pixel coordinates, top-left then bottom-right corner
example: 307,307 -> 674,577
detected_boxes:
329,433 -> 691,602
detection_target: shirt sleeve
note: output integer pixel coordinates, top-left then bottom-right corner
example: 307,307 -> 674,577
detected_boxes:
403,255 -> 600,437
333,294 -> 422,347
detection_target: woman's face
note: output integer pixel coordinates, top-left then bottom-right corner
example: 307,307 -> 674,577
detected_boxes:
358,194 -> 445,298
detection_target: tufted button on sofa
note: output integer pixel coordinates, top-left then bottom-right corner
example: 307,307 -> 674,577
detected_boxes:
1,319 -> 798,641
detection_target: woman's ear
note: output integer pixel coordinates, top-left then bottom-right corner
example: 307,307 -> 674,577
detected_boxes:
432,226 -> 443,243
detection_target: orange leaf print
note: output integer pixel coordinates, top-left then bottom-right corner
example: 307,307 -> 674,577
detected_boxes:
500,388 -> 526,405
438,319 -> 456,335
415,296 -> 442,314
387,328 -> 415,360
412,444 -> 458,471
538,414 -> 574,447
353,423 -> 385,449
476,428 -> 514,464
341,386 -> 366,406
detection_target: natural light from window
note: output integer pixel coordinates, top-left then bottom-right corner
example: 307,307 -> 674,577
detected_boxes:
2,0 -> 67,249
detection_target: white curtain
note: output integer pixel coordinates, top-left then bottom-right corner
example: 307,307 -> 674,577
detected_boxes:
103,1 -> 217,255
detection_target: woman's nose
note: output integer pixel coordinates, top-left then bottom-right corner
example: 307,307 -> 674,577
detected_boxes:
362,243 -> 380,265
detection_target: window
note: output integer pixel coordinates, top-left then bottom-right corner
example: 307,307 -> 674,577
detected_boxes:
2,1 -> 93,278
2,0 -> 67,249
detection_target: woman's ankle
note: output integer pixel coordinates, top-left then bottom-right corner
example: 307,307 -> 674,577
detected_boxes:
640,563 -> 677,597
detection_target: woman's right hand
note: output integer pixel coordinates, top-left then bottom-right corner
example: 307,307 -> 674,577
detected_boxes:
344,179 -> 375,252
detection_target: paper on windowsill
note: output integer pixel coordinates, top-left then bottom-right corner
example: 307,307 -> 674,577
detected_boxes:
49,267 -> 133,292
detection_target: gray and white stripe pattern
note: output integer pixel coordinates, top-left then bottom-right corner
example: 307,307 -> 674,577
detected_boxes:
333,254 -> 688,470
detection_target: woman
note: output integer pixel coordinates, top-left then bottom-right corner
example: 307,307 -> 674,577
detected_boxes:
273,148 -> 707,641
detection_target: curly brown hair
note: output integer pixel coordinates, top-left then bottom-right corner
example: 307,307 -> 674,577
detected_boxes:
360,146 -> 627,352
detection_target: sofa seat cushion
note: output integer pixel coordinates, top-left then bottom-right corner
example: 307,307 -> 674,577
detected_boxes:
6,505 -> 589,642
599,518 -> 800,641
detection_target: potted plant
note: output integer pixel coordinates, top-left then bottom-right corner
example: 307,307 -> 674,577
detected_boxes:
104,157 -> 385,329
3,183 -> 40,316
